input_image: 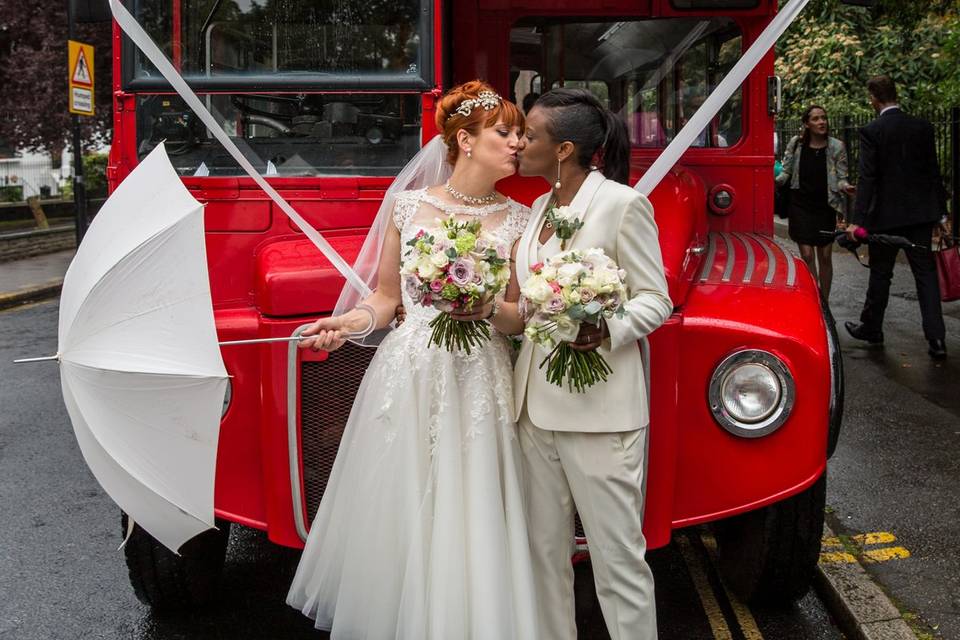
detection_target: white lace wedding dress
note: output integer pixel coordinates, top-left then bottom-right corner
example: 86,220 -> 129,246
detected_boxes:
287,188 -> 538,639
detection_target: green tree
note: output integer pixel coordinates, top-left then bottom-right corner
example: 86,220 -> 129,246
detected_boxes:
0,4 -> 112,155
776,0 -> 960,118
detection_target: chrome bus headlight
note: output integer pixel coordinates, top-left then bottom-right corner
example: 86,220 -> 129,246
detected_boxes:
708,350 -> 794,438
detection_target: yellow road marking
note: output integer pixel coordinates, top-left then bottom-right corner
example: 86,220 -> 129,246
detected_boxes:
700,532 -> 765,640
820,529 -> 910,565
822,531 -> 896,548
677,534 -> 734,640
820,551 -> 858,564
855,532 -> 896,545
863,546 -> 911,563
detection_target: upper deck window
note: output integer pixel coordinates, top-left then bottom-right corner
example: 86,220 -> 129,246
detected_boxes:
124,0 -> 432,90
511,17 -> 743,150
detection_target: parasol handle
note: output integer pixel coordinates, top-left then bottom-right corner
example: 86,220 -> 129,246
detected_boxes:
221,306 -> 377,346
220,324 -> 375,346
13,355 -> 60,364
219,335 -> 368,347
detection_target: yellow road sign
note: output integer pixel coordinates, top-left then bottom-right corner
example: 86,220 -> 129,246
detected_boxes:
68,40 -> 95,116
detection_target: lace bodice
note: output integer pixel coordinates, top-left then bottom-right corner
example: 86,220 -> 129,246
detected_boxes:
393,188 -> 530,239
393,188 -> 530,326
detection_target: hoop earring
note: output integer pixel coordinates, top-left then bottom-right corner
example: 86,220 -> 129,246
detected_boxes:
554,159 -> 562,190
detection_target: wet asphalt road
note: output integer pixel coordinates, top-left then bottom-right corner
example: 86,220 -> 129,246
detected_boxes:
817,239 -> 960,640
6,240 -> 958,638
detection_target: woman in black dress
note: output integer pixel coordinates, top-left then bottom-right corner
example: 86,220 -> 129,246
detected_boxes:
776,105 -> 855,302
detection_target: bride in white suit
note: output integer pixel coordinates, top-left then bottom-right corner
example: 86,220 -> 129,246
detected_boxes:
510,88 -> 672,640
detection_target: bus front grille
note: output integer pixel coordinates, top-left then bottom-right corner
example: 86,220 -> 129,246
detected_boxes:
299,342 -> 375,524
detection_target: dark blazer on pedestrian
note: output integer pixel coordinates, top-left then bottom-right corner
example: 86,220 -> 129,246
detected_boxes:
852,108 -> 948,232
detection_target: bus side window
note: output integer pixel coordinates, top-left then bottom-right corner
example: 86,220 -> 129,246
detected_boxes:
509,16 -> 743,150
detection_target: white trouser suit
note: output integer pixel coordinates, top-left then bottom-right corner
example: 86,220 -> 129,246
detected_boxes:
514,171 -> 672,640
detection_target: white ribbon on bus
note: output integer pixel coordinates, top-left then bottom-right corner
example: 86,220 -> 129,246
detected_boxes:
111,0 -> 812,289
108,0 -> 371,298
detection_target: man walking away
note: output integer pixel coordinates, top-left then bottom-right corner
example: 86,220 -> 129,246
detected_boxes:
844,75 -> 949,360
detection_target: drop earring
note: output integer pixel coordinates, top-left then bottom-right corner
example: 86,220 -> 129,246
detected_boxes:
466,149 -> 472,159
554,159 -> 562,190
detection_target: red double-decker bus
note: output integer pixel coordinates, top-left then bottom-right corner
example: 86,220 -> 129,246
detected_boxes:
109,0 -> 846,610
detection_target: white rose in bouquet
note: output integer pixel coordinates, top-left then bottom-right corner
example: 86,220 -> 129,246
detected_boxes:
520,274 -> 555,305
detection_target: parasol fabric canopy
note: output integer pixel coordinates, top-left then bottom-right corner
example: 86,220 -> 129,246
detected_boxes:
58,143 -> 228,553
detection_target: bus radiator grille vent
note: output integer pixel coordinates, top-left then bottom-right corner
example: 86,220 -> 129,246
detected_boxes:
299,342 -> 376,524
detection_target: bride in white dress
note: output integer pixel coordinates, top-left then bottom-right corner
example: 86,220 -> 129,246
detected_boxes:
287,81 -> 538,639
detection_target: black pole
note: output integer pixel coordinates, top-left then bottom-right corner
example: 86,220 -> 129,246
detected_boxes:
952,106 -> 959,238
68,0 -> 88,246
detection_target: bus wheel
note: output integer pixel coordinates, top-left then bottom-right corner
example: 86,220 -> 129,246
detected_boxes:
714,474 -> 826,604
121,512 -> 230,612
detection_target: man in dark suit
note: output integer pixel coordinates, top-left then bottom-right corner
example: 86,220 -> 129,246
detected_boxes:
845,75 -> 949,360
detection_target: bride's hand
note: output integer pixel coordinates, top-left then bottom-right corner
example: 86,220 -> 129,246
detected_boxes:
299,316 -> 348,352
450,300 -> 493,322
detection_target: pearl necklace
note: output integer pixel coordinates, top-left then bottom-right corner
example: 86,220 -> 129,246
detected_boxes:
444,181 -> 498,205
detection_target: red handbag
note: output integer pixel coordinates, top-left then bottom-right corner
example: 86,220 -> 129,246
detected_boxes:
935,237 -> 960,302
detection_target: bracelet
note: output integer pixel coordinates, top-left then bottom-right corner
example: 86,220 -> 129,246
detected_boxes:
350,303 -> 377,338
485,299 -> 501,321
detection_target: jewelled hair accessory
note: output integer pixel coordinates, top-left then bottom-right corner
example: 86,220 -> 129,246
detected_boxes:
449,91 -> 502,119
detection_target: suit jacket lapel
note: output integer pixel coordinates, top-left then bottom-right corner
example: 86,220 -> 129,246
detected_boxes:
517,193 -> 552,285
566,171 -> 606,247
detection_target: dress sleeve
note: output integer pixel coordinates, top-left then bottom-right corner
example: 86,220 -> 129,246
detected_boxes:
775,136 -> 799,187
392,191 -> 421,231
504,201 -> 533,244
835,139 -> 851,192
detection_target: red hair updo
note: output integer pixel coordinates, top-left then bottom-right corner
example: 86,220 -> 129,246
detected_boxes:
435,80 -> 524,165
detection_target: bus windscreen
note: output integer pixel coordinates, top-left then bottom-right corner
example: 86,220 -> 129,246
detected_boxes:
125,0 -> 431,89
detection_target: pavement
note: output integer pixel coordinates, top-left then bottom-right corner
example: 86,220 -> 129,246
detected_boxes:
0,249 -> 74,311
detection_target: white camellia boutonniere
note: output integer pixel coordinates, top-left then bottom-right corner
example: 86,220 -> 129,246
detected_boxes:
545,205 -> 584,250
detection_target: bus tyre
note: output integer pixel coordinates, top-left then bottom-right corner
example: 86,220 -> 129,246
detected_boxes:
714,473 -> 826,604
121,512 -> 230,612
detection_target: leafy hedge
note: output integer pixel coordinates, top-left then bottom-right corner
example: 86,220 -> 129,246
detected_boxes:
776,0 -> 960,119
60,153 -> 109,200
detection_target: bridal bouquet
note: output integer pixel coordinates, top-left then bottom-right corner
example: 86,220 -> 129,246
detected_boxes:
400,215 -> 510,353
520,248 -> 627,392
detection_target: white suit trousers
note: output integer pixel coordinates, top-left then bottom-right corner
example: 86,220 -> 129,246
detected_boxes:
519,410 -> 657,640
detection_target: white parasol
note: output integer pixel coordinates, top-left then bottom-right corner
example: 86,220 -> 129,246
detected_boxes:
18,143 -> 228,553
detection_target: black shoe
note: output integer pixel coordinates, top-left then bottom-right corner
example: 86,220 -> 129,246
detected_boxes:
844,321 -> 884,344
928,339 -> 947,360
